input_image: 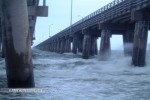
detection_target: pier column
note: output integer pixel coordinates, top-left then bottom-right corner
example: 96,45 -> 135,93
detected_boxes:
95,39 -> 98,55
54,41 -> 56,52
48,43 -> 50,51
2,0 -> 34,87
123,30 -> 134,56
60,37 -> 65,54
82,34 -> 91,59
52,41 -> 55,52
64,38 -> 68,53
64,37 -> 67,53
78,36 -> 83,53
56,39 -> 60,53
99,29 -> 111,60
66,37 -> 71,53
82,29 -> 91,59
72,34 -> 79,54
1,43 -> 4,58
50,42 -> 52,52
50,43 -> 52,51
0,29 -> 1,53
90,36 -> 97,56
49,43 -> 51,51
132,21 -> 149,66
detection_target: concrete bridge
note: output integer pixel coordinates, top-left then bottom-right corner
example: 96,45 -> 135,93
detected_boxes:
35,0 -> 150,67
0,0 -> 48,88
0,0 -> 150,88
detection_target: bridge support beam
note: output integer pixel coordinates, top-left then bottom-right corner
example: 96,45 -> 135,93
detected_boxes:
0,32 -> 1,54
60,37 -> 65,54
123,30 -> 134,56
47,44 -> 50,51
1,43 -> 4,58
82,34 -> 91,59
78,37 -> 83,53
64,38 -> 67,53
54,42 -> 57,52
95,39 -> 98,55
90,37 -> 97,56
132,21 -> 149,67
56,39 -> 61,53
3,0 -> 34,87
48,43 -> 50,51
99,29 -> 111,60
65,37 -> 71,53
72,34 -> 79,54
50,43 -> 52,52
60,39 -> 63,54
52,42 -> 55,52
49,44 -> 51,51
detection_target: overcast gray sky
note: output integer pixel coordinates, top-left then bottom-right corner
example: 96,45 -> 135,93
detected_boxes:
33,0 -> 150,50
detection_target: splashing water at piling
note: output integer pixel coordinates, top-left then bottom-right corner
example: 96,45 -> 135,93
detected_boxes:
0,49 -> 150,100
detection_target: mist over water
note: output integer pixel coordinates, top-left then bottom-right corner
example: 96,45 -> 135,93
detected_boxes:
0,49 -> 150,100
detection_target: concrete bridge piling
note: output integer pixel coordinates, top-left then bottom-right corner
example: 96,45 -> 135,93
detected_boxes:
132,21 -> 149,67
99,29 -> 111,60
0,25 -> 2,54
2,0 -> 34,87
123,30 -> 134,56
0,0 -> 48,88
72,34 -> 79,54
131,11 -> 150,67
1,43 -> 4,58
60,37 -> 65,54
65,36 -> 71,53
78,36 -> 83,53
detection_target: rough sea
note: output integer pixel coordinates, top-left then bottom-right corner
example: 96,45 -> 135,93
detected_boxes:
0,49 -> 150,100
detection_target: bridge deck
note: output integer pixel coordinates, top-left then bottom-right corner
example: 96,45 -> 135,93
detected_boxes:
38,0 -> 150,45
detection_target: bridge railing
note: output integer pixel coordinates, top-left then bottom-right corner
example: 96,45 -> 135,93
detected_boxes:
72,0 -> 126,28
47,0 -> 127,41
53,0 -> 126,39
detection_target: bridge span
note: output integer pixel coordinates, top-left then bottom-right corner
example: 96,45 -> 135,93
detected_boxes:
35,0 -> 150,67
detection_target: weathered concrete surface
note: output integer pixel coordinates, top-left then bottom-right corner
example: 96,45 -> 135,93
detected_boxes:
132,21 -> 149,67
82,34 -> 91,59
123,30 -> 134,56
99,29 -> 111,60
2,0 -> 34,87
